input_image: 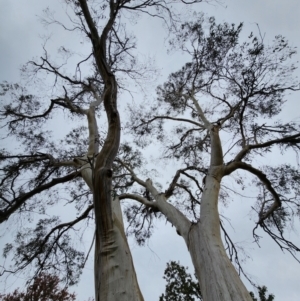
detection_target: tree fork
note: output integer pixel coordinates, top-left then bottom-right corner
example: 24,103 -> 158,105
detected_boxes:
77,1 -> 144,300
191,124 -> 251,300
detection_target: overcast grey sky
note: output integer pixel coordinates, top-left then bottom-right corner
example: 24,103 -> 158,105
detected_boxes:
0,0 -> 300,300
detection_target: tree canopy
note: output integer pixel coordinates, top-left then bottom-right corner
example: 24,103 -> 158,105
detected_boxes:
0,1 -> 300,300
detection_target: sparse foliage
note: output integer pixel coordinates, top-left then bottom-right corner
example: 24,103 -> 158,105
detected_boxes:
0,1 -> 299,301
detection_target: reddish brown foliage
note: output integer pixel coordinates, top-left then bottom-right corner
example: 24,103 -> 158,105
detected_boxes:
0,273 -> 76,301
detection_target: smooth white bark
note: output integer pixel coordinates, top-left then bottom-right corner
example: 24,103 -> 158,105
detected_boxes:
138,171 -> 252,301
76,102 -> 143,300
145,179 -> 191,244
141,94 -> 252,300
94,196 -> 144,301
79,167 -> 144,301
188,171 -> 252,301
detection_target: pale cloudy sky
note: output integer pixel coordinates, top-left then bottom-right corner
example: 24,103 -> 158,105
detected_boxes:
0,0 -> 300,300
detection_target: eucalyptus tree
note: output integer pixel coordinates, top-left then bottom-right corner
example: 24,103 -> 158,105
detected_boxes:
123,16 -> 300,301
1,2 -> 300,301
0,1 -> 207,301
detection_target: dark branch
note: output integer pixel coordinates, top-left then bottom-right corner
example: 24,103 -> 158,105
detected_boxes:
0,171 -> 80,223
224,161 -> 281,224
234,133 -> 300,161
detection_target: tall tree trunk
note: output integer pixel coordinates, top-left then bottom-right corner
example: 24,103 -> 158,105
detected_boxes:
77,2 -> 144,299
80,161 -> 144,301
145,165 -> 252,300
159,125 -> 252,300
91,65 -> 143,301
188,170 -> 252,301
187,125 -> 252,301
93,194 -> 144,301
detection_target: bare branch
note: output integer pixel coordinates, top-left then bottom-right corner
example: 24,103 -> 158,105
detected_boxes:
115,158 -> 147,187
30,57 -> 87,87
2,100 -> 55,120
138,115 -> 203,128
234,133 -> 300,161
190,94 -> 211,129
220,220 -> 255,286
224,161 -> 281,224
1,204 -> 93,278
145,179 -> 192,242
165,166 -> 206,198
119,193 -> 155,208
0,171 -> 81,223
